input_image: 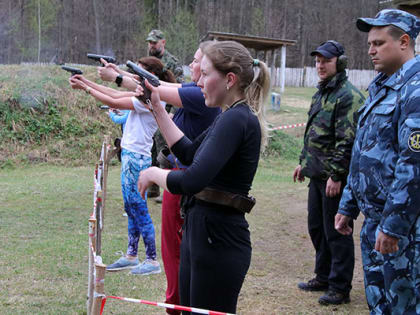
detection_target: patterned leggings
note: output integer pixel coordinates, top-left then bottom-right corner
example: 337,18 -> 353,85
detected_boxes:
121,149 -> 156,259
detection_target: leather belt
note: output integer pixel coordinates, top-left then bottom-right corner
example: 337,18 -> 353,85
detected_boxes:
195,187 -> 256,214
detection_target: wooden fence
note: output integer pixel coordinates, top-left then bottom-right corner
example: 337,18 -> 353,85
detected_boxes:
270,67 -> 377,90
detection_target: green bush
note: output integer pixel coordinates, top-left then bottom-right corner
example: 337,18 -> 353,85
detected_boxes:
264,130 -> 302,160
0,64 -> 120,166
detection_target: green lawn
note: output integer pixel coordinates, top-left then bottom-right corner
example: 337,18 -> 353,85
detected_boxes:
0,87 -> 369,314
0,164 -> 369,315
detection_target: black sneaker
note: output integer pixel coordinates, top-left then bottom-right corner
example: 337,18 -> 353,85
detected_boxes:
318,290 -> 350,305
298,278 -> 328,291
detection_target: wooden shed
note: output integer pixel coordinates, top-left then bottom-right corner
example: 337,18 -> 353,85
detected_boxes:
202,31 -> 297,93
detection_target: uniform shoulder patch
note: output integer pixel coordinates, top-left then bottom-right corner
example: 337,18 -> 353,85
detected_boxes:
408,131 -> 420,152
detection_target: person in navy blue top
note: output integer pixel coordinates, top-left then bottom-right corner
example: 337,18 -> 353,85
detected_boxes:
174,82 -> 219,141
137,40 -> 270,314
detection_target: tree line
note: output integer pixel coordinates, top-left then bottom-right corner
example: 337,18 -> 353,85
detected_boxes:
0,0 -> 390,69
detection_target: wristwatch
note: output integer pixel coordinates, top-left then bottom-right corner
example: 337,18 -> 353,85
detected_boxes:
115,74 -> 123,87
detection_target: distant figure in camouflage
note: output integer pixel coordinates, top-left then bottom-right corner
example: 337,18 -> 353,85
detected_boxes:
335,9 -> 420,314
146,29 -> 184,200
146,29 -> 184,83
293,40 -> 365,305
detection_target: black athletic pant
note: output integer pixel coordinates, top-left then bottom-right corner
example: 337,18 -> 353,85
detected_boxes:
179,201 -> 251,314
307,178 -> 355,294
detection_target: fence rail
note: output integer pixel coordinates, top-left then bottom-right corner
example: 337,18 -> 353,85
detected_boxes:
270,67 -> 376,90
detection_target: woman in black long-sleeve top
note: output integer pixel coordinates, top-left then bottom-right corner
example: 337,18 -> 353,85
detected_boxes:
138,40 -> 270,314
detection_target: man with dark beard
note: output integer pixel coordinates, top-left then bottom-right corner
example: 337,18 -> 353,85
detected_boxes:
146,29 -> 184,83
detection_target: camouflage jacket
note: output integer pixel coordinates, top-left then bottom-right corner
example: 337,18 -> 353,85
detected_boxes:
160,49 -> 184,83
338,56 -> 420,239
300,71 -> 365,182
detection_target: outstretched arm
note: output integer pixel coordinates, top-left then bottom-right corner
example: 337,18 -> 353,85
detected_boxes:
72,74 -> 137,99
69,76 -> 135,110
157,85 -> 183,108
97,58 -> 139,91
160,80 -> 182,88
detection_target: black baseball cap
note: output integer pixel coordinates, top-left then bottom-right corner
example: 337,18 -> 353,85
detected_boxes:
310,41 -> 344,58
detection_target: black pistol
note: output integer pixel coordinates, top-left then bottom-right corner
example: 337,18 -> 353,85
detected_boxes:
87,53 -> 116,66
126,60 -> 160,104
62,65 -> 83,76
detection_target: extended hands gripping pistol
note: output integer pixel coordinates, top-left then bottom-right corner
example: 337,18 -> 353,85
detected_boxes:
87,53 -> 116,66
61,65 -> 83,76
126,60 -> 160,105
126,60 -> 178,168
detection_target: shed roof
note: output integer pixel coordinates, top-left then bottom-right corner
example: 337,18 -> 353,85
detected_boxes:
393,0 -> 420,6
202,31 -> 297,51
393,0 -> 420,15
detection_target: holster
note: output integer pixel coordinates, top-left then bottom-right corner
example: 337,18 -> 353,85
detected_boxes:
157,146 -> 173,169
194,187 -> 256,214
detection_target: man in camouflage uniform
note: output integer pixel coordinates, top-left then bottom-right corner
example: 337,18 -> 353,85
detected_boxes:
293,41 -> 365,305
146,29 -> 184,200
335,9 -> 420,314
146,29 -> 184,83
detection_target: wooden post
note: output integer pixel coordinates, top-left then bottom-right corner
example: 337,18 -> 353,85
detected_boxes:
280,45 -> 286,93
90,262 -> 106,315
87,217 -> 97,315
95,191 -> 102,256
270,49 -> 277,91
102,136 -> 110,225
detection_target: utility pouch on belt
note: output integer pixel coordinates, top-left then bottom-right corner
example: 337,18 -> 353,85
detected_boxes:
157,146 -> 172,169
195,187 -> 256,213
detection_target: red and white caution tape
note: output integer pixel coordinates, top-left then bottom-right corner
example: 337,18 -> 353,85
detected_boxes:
270,122 -> 306,131
100,296 -> 235,315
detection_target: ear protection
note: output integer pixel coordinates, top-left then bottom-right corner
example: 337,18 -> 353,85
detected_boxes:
325,40 -> 348,72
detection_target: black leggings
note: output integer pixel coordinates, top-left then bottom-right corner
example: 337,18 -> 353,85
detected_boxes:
179,201 -> 251,314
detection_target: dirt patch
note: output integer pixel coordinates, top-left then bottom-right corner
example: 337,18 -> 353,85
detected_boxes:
237,180 -> 367,314
283,96 -> 311,109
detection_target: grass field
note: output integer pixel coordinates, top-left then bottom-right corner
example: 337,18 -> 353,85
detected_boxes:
0,88 -> 370,314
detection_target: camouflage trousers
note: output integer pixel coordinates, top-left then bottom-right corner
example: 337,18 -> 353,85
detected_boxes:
151,104 -> 175,167
151,129 -> 167,167
360,217 -> 420,314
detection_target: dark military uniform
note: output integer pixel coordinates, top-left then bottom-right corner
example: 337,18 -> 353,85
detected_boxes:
161,49 -> 184,83
300,70 -> 365,295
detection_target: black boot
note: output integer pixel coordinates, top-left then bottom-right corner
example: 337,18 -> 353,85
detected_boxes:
318,290 -> 350,305
298,278 -> 328,291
